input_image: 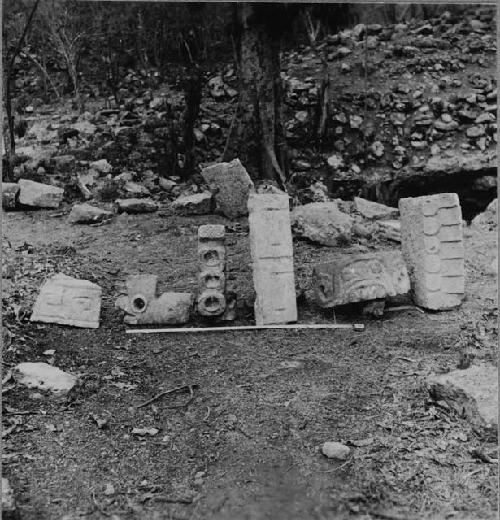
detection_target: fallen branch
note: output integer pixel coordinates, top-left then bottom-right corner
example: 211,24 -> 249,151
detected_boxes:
135,384 -> 198,409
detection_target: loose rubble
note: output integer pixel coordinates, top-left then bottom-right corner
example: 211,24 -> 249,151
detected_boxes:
68,203 -> 113,224
321,441 -> 351,460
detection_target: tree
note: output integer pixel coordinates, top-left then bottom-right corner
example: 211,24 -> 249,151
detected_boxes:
222,4 -> 300,189
2,0 -> 40,174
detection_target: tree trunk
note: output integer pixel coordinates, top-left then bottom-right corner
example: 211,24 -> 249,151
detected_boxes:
223,3 -> 287,188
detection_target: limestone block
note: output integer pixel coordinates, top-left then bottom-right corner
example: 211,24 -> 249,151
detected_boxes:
399,193 -> 465,310
197,224 -> 226,316
116,198 -> 158,214
313,252 -> 410,308
2,477 -> 16,515
291,202 -> 353,246
248,193 -> 297,325
18,179 -> 64,208
31,273 -> 102,328
172,192 -> 213,216
68,203 -> 113,224
13,362 -> 77,395
2,182 -> 19,210
201,159 -> 254,219
117,274 -> 193,325
354,197 -> 399,220
427,364 -> 498,438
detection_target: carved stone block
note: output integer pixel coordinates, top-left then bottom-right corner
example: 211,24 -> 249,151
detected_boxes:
197,224 -> 226,316
399,193 -> 465,310
31,273 -> 102,328
116,274 -> 193,325
312,252 -> 410,308
248,193 -> 297,325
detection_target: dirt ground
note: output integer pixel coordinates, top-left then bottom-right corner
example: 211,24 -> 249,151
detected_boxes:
1,205 -> 497,520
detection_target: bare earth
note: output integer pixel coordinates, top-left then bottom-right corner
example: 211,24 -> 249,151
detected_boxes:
2,207 -> 497,520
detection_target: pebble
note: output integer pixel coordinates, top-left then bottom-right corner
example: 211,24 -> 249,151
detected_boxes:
321,441 -> 350,460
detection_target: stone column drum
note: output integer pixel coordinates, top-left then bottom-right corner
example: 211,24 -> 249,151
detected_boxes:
248,193 -> 297,325
399,193 -> 465,310
197,224 -> 226,316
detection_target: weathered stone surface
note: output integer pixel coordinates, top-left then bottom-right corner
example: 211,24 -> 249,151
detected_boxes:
18,179 -> 64,209
427,365 -> 498,437
13,362 -> 77,395
116,198 -> 158,214
123,181 -> 150,197
248,193 -> 297,325
399,193 -> 465,310
313,252 -> 410,308
198,224 -> 226,316
172,192 -> 213,216
376,220 -> 401,242
68,203 -> 113,224
321,442 -> 350,460
2,478 -> 16,515
354,197 -> 399,220
124,292 -> 193,325
201,159 -> 254,219
31,273 -> 102,328
291,202 -> 353,246
89,159 -> 112,174
2,182 -> 19,210
472,198 -> 497,228
117,274 -> 193,325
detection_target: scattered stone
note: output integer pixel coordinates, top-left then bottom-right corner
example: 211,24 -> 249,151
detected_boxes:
399,193 -> 464,310
208,76 -> 225,99
201,159 -> 254,219
198,224 -> 226,317
327,154 -> 344,170
117,274 -> 193,325
31,273 -> 102,328
132,427 -> 159,437
18,179 -> 64,209
2,182 -> 19,210
159,178 -> 177,191
123,181 -> 150,197
116,198 -> 158,214
13,362 -> 77,395
68,203 -> 113,224
248,193 -> 297,325
312,251 -> 410,308
2,478 -> 16,516
321,441 -> 350,460
172,192 -> 213,216
466,125 -> 486,139
427,365 -> 498,438
291,202 -> 353,247
89,159 -> 112,174
354,197 -> 398,220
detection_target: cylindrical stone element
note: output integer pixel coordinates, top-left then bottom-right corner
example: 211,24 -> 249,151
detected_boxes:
312,252 -> 410,308
197,224 -> 226,316
248,193 -> 297,325
123,293 -> 194,325
399,193 -> 465,310
126,274 -> 158,313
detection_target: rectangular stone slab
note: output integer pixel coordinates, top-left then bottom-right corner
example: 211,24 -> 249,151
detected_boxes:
312,251 -> 410,308
31,273 -> 102,328
248,193 -> 297,325
399,193 -> 465,310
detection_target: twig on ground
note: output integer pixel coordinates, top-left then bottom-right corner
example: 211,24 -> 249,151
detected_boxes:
320,459 -> 352,473
203,407 -> 211,421
136,384 -> 198,409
